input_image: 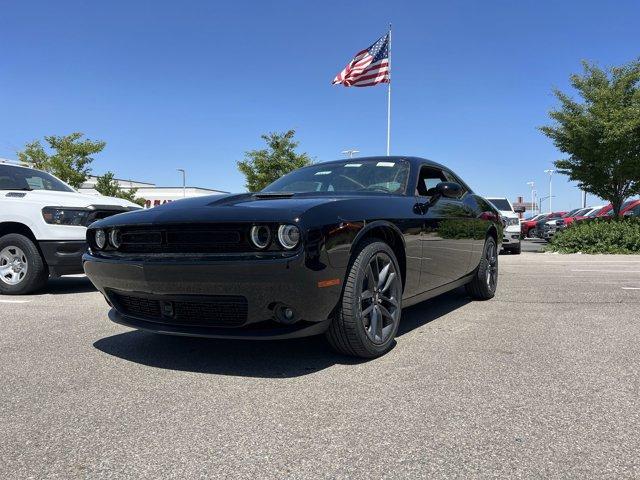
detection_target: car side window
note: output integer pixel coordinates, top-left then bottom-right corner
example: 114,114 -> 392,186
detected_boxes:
416,166 -> 448,197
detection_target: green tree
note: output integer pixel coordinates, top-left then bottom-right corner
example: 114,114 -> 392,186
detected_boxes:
540,59 -> 640,216
95,171 -> 145,206
17,132 -> 106,189
237,130 -> 312,192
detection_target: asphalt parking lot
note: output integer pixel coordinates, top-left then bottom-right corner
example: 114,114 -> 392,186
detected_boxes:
2,253 -> 639,478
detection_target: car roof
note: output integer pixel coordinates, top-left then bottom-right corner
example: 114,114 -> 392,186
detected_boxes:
314,156 -> 447,170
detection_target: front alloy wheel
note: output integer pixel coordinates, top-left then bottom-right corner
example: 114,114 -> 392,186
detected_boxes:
326,239 -> 402,358
359,252 -> 401,345
0,246 -> 29,286
0,234 -> 49,295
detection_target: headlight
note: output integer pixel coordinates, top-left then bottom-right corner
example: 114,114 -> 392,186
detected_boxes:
42,207 -> 90,226
94,229 -> 106,250
277,225 -> 300,250
250,225 -> 271,249
109,229 -> 122,249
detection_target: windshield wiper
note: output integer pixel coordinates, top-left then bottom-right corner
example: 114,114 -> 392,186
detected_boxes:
0,187 -> 32,191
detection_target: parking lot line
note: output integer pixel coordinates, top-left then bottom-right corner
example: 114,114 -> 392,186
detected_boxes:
621,287 -> 640,290
0,299 -> 32,304
571,269 -> 640,273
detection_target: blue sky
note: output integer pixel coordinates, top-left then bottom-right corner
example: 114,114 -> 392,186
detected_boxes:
1,0 -> 638,211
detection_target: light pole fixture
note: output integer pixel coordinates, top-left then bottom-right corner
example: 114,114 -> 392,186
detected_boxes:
544,169 -> 555,212
177,169 -> 186,198
341,149 -> 360,159
526,181 -> 536,214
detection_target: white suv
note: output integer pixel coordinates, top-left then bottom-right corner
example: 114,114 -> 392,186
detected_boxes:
0,162 -> 140,294
486,197 -> 522,254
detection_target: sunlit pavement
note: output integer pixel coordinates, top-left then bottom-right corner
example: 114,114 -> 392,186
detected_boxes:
1,253 -> 639,478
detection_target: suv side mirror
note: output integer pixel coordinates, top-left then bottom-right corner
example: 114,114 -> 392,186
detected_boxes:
514,206 -> 526,213
435,182 -> 462,198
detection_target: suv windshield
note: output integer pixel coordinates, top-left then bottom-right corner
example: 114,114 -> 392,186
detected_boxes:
0,165 -> 74,192
262,160 -> 410,195
488,199 -> 513,211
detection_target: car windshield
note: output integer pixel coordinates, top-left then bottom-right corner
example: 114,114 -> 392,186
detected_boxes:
587,207 -> 602,217
563,208 -> 582,218
0,165 -> 74,192
262,160 -> 410,195
488,199 -> 512,211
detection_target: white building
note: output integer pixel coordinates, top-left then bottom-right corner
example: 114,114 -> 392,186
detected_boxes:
79,175 -> 228,208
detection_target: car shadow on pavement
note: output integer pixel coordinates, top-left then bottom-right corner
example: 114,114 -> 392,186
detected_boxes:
44,276 -> 96,295
93,288 -> 470,378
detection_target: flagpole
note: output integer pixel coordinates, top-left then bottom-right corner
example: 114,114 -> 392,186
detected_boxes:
386,24 -> 392,156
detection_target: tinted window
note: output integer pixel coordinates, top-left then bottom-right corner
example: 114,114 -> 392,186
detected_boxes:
0,165 -> 74,192
488,199 -> 513,211
263,160 -> 410,195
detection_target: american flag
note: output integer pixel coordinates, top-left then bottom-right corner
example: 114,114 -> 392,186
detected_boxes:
332,33 -> 390,87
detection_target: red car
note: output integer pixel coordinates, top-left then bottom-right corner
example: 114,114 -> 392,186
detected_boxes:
562,207 -> 595,226
596,199 -> 640,217
521,214 -> 547,238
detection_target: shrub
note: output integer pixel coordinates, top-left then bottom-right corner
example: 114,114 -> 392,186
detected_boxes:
548,217 -> 640,254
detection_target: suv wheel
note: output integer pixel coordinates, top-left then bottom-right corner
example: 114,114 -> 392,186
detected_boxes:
326,239 -> 402,358
0,234 -> 49,295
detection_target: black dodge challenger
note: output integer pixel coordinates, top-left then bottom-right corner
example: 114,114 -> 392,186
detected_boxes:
83,156 -> 502,358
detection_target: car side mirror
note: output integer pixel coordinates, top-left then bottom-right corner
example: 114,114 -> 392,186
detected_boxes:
434,182 -> 462,198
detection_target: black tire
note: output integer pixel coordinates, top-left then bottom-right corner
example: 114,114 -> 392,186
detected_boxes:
326,239 -> 403,358
0,234 -> 49,295
510,242 -> 522,255
465,236 -> 498,300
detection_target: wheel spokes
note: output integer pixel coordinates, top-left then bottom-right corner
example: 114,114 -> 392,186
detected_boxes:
381,272 -> 396,294
377,262 -> 390,289
359,250 -> 402,345
379,294 -> 398,308
369,306 -> 381,341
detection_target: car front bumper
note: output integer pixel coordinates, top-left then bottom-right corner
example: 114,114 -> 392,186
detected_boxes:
39,240 -> 87,276
83,251 -> 344,340
501,227 -> 521,246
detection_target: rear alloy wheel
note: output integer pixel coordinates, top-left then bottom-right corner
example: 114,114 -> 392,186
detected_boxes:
465,236 -> 498,300
0,234 -> 48,295
326,239 -> 402,358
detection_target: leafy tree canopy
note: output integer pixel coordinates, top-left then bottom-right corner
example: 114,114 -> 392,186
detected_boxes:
237,130 -> 312,192
95,171 -> 145,206
540,59 -> 640,216
17,132 -> 106,189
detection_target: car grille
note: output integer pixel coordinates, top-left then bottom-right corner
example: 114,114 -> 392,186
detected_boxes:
117,225 -> 248,254
86,209 -> 130,226
109,291 -> 248,327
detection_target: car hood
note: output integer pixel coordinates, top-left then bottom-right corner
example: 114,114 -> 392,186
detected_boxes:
496,210 -> 519,219
90,192 -> 356,228
2,189 -> 140,209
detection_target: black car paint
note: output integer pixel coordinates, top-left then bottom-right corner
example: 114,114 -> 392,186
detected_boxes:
83,156 -> 502,339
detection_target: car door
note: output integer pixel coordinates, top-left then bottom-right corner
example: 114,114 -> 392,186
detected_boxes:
415,165 -> 475,291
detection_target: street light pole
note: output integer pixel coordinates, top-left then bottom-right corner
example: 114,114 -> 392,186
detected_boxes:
341,149 -> 360,159
544,169 -> 555,212
177,169 -> 186,198
527,181 -> 535,214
